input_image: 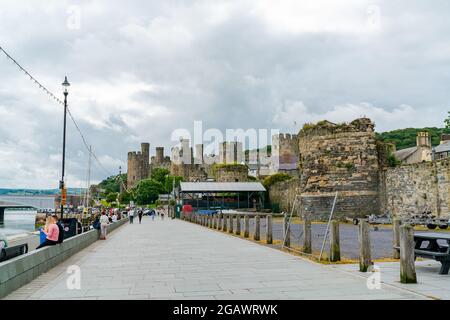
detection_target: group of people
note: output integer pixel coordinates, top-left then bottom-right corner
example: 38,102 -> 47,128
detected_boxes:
92,209 -> 121,240
128,207 -> 166,224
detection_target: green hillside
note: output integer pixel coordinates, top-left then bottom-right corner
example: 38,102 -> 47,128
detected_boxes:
377,127 -> 450,150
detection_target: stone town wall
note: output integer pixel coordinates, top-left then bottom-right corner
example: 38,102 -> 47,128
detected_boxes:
268,118 -> 383,220
268,178 -> 300,212
298,118 -> 381,219
170,163 -> 208,182
214,165 -> 249,182
384,159 -> 450,217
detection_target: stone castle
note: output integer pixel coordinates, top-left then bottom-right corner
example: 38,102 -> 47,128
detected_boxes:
127,117 -> 450,220
127,140 -> 252,188
268,118 -> 450,219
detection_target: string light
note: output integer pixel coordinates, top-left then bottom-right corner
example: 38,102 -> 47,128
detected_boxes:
0,45 -> 130,192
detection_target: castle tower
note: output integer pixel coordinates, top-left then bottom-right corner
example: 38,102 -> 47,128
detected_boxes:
219,142 -> 243,164
127,143 -> 150,189
156,147 -> 164,164
180,139 -> 192,165
141,143 -> 150,175
195,144 -> 204,165
271,133 -> 299,175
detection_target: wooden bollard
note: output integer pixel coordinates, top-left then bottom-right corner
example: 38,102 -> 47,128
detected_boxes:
283,214 -> 291,247
223,215 -> 228,232
218,214 -> 223,230
266,215 -> 273,244
213,215 -> 217,229
400,225 -> 417,283
235,215 -> 241,235
229,215 -> 234,233
359,220 -> 372,272
303,218 -> 312,254
393,218 -> 401,259
254,215 -> 261,241
244,215 -> 250,238
330,220 -> 341,262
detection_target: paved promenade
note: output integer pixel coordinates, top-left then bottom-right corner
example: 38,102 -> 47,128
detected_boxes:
5,217 -> 426,300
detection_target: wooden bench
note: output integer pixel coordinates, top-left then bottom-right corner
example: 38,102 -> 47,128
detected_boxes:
0,243 -> 29,263
395,233 -> 450,275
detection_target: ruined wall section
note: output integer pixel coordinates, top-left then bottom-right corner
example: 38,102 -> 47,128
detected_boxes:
214,164 -> 249,182
268,178 -> 301,213
298,118 -> 381,219
384,160 -> 450,217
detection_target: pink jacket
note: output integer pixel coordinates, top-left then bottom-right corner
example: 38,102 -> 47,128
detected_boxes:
45,224 -> 59,242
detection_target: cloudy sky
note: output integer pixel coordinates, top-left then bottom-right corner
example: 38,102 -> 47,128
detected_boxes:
0,0 -> 449,189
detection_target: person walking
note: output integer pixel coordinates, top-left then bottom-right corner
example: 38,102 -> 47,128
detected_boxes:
99,211 -> 109,240
129,209 -> 135,224
36,215 -> 59,249
138,209 -> 143,224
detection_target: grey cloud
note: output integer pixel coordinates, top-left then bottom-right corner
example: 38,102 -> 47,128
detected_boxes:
0,0 -> 449,188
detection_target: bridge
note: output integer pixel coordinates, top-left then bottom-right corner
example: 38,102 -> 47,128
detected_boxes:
0,195 -> 53,225
0,195 -> 55,209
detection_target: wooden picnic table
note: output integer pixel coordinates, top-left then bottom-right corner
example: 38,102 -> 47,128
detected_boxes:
414,232 -> 450,274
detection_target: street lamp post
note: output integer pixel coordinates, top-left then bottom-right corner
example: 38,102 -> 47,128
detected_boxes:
60,76 -> 70,220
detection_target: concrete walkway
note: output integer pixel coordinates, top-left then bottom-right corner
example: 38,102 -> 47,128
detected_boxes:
4,217 -> 427,300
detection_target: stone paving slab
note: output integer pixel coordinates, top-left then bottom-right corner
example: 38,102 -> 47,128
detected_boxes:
333,260 -> 450,300
4,218 -> 428,300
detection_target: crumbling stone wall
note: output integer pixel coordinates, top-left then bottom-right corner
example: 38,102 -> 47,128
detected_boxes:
269,118 -> 383,220
298,118 -> 381,219
268,178 -> 300,212
214,164 -> 249,182
384,159 -> 450,217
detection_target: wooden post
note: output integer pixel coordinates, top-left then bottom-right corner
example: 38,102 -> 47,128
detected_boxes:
393,218 -> 401,259
283,213 -> 290,247
229,215 -> 234,234
303,218 -> 312,254
400,225 -> 417,284
213,215 -> 217,229
244,215 -> 250,238
223,214 -> 228,232
330,220 -> 341,262
359,220 -> 372,272
235,215 -> 241,235
266,215 -> 273,244
254,215 -> 260,241
218,213 -> 223,230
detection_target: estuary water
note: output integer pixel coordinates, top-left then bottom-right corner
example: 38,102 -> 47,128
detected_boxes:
0,210 -> 37,236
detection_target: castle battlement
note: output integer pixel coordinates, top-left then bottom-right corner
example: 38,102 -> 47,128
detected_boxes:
299,118 -> 375,138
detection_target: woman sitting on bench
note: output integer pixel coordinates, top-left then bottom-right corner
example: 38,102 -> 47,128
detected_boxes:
36,215 -> 59,249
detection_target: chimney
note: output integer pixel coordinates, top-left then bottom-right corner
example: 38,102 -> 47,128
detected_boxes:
416,132 -> 431,148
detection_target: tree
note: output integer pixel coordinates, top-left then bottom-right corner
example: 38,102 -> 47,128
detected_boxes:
106,192 -> 118,204
98,174 -> 127,196
151,168 -> 170,184
135,179 -> 164,205
164,176 -> 183,194
262,173 -> 293,190
445,112 -> 450,130
377,127 -> 450,150
118,190 -> 134,204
